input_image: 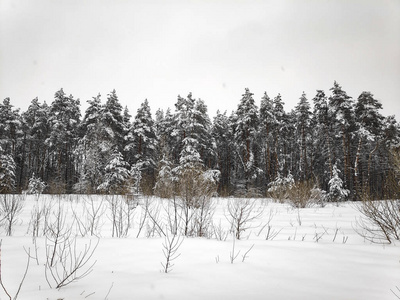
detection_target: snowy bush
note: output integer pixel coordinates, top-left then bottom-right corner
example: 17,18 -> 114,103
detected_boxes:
27,173 -> 46,195
267,173 -> 294,202
327,164 -> 349,202
286,180 -> 322,208
0,150 -> 16,194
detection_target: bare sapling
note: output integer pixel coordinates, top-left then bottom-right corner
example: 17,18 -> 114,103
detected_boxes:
45,237 -> 99,289
107,195 -> 133,238
225,198 -> 264,240
355,186 -> 400,244
229,234 -> 240,264
137,197 -> 165,238
160,230 -> 184,273
73,195 -> 106,237
0,240 -> 31,300
192,195 -> 216,238
241,244 -> 255,263
44,200 -> 73,268
0,195 -> 24,236
211,220 -> 229,241
145,200 -> 165,238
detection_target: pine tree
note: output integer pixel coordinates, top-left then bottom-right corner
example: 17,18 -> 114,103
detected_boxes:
212,110 -> 234,195
22,98 -> 50,180
328,81 -> 356,194
233,88 -> 261,191
354,91 -> 384,197
127,99 -> 158,194
271,93 -> 287,177
98,149 -> 131,194
192,99 -> 216,168
294,92 -> 312,180
328,164 -> 349,202
102,89 -> 125,151
75,94 -> 109,193
259,92 -> 275,184
0,146 -> 16,193
311,90 -> 332,190
47,89 -> 81,192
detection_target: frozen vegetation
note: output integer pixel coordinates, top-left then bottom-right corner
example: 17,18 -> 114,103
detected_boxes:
0,194 -> 398,300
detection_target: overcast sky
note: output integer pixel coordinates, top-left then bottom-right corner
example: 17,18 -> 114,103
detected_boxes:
1,0 -> 399,120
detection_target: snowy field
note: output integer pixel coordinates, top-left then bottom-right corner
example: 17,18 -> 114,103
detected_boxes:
0,194 -> 398,300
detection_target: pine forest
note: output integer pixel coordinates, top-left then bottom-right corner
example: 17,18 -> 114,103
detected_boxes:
0,81 -> 399,201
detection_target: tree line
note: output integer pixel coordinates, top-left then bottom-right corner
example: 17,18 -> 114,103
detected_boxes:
0,81 -> 399,199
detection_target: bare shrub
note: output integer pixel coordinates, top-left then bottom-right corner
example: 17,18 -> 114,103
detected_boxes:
225,198 -> 264,240
27,199 -> 52,238
211,220 -> 229,241
0,240 -> 31,300
160,231 -> 183,273
267,173 -> 294,203
73,195 -> 106,237
0,195 -> 24,236
286,181 -> 324,208
43,200 -> 98,289
355,195 -> 400,244
45,237 -> 98,289
176,169 -> 219,236
106,195 -> 134,238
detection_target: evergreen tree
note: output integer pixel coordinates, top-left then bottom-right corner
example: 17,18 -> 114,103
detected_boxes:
22,98 -> 50,181
311,90 -> 332,190
259,92 -> 275,184
47,89 -> 81,192
102,89 -> 125,151
233,88 -> 261,191
354,91 -> 384,197
294,92 -> 312,180
212,110 -> 234,195
75,94 -> 109,193
328,163 -> 349,202
328,81 -> 356,194
127,99 -> 158,194
271,93 -> 287,177
192,99 -> 216,168
0,145 -> 16,193
98,149 -> 131,194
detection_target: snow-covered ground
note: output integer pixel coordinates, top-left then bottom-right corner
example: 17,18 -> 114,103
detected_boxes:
0,195 -> 398,300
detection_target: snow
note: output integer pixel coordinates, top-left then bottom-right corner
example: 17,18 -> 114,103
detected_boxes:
0,195 -> 398,300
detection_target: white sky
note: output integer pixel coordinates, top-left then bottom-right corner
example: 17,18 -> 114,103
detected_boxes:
1,0 -> 399,120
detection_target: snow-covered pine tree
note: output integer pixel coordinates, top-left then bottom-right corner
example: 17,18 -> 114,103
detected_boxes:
126,99 -> 158,194
0,146 -> 16,193
98,149 -> 131,194
271,93 -> 287,178
212,110 -> 234,195
233,88 -> 261,192
354,91 -> 384,198
0,98 -> 21,155
294,92 -> 312,181
192,99 -> 216,168
328,81 -> 355,194
171,93 -> 196,164
259,92 -> 275,185
328,163 -> 349,202
312,90 -> 332,190
75,94 -> 111,193
102,89 -> 125,151
22,98 -> 50,181
47,89 -> 81,192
